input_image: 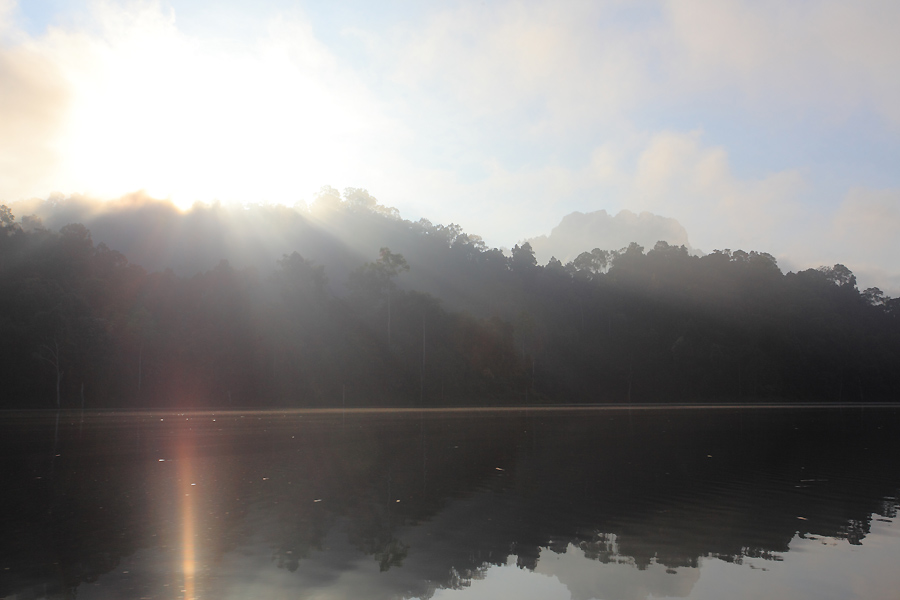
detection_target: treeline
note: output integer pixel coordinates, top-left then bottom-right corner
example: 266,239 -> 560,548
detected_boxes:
1,198 -> 898,408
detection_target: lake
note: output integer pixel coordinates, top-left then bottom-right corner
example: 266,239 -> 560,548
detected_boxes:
1,405 -> 898,600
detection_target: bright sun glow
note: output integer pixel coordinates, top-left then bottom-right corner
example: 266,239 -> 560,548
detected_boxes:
53,5 -> 383,207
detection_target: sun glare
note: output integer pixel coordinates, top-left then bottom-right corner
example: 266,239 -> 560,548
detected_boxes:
178,433 -> 197,600
55,6 -> 379,206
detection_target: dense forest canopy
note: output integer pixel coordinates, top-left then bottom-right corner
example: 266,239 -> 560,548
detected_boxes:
1,193 -> 898,409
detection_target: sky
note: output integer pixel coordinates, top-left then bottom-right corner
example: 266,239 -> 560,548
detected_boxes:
2,0 -> 900,291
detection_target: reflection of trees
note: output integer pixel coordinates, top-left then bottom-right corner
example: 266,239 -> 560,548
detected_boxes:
0,415 -> 156,598
2,408 -> 899,598
273,519 -> 328,573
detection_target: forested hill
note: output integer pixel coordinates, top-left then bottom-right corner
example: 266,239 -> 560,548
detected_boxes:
1,197 -> 898,409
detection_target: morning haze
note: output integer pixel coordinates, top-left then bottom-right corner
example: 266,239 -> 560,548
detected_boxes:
1,189 -> 898,409
2,2 -> 900,599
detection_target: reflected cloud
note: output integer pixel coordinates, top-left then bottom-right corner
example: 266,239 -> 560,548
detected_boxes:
429,555 -> 571,600
536,543 -> 700,600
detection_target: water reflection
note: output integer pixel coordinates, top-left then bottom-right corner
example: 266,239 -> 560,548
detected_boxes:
0,407 -> 898,599
177,433 -> 197,600
423,518 -> 900,600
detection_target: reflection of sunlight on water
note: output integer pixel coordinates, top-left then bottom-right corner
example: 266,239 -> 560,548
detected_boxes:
178,435 -> 197,600
52,409 -> 900,600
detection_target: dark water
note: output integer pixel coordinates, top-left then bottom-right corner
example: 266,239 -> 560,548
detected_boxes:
2,406 -> 899,600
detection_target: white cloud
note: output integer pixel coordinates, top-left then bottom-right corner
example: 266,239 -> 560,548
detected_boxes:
360,0 -> 900,280
817,187 -> 900,293
378,129 -> 809,258
371,157 -> 590,247
758,185 -> 900,294
662,0 -> 900,125
832,188 -> 900,257
0,0 -> 75,200
0,35 -> 70,199
386,1 -> 655,139
625,131 -> 807,252
0,0 -> 14,35
0,0 -> 396,206
605,135 -> 900,293
381,0 -> 900,143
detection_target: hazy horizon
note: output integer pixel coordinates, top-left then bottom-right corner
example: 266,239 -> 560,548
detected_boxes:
11,190 -> 900,296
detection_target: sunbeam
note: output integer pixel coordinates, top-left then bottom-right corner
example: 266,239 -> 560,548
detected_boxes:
177,433 -> 197,600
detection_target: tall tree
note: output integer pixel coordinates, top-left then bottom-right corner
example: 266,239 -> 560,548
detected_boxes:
349,248 -> 409,346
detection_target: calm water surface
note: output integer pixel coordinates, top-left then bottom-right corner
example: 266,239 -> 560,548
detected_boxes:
1,406 -> 899,600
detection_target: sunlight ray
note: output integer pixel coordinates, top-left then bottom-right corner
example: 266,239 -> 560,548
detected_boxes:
178,434 -> 197,600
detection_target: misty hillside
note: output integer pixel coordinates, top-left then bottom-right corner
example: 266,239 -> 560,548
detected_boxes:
1,194 -> 899,409
13,190 -> 511,316
11,192 -> 695,317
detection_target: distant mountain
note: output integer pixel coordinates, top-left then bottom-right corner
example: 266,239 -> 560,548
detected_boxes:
526,209 -> 694,264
